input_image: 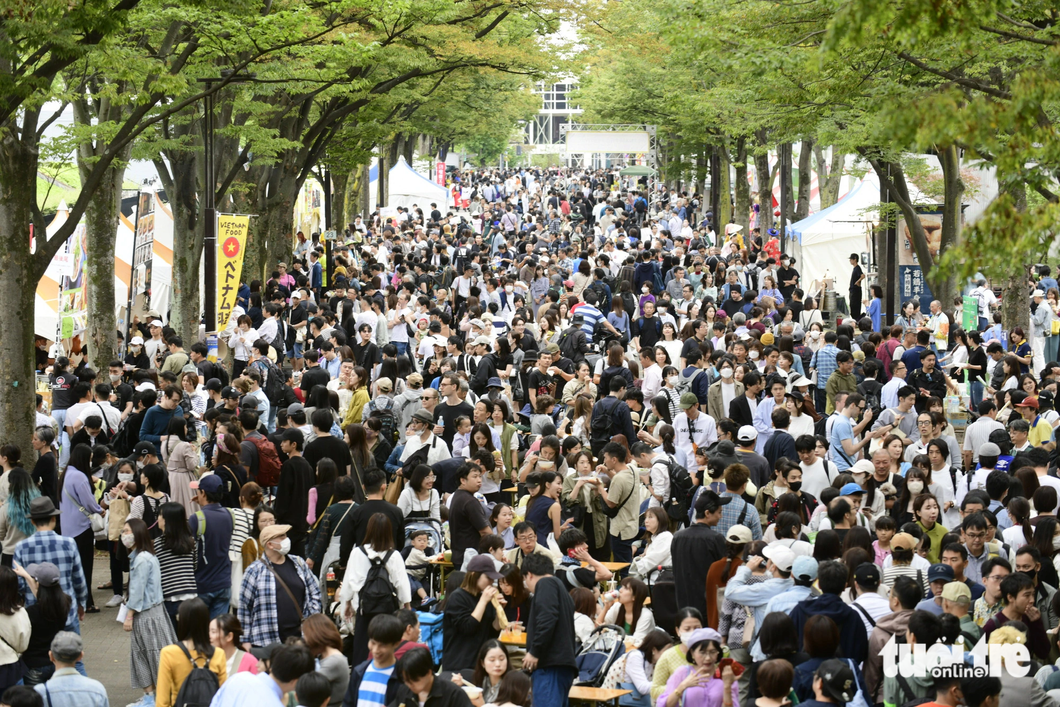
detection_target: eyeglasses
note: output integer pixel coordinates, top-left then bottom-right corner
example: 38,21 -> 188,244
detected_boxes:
985,574 -> 1007,582
700,649 -> 720,658
965,532 -> 986,540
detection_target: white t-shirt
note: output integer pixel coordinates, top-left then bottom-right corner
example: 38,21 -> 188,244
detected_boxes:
389,307 -> 411,343
77,401 -> 122,435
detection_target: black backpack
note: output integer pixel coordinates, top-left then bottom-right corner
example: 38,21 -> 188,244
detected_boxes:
261,359 -> 286,406
558,327 -> 585,364
367,398 -> 398,446
663,457 -> 694,521
359,547 -> 400,615
590,398 -> 619,443
173,643 -> 220,707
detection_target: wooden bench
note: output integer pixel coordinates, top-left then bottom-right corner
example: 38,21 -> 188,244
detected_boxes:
569,686 -> 632,707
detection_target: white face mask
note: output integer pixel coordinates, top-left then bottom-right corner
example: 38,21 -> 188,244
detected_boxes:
679,631 -> 695,646
121,533 -> 135,549
906,481 -> 924,495
667,376 -> 678,387
809,331 -> 821,340
1053,536 -> 1060,551
118,473 -> 134,483
273,538 -> 291,556
110,373 -> 122,383
749,350 -> 760,360
720,368 -> 733,379
505,286 -> 514,293
643,287 -> 650,294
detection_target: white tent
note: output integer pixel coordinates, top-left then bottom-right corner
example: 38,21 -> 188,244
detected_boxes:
386,156 -> 449,215
788,175 -> 879,291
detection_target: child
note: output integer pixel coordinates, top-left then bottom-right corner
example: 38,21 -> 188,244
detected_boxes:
530,395 -> 556,436
295,671 -> 332,707
873,515 -> 896,566
405,530 -> 432,603
393,608 -> 430,661
451,416 -> 472,458
346,614 -> 404,705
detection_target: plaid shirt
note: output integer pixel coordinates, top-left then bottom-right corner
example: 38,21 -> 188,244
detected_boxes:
716,492 -> 763,541
239,554 -> 322,647
14,530 -> 87,626
810,344 -> 840,390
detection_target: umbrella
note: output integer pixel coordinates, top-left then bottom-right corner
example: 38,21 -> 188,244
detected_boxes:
619,165 -> 656,177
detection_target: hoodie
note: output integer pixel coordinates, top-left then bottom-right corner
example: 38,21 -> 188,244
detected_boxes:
634,261 -> 656,293
864,609 -> 913,704
790,593 -> 870,671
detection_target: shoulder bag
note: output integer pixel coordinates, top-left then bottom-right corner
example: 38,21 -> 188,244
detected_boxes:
65,488 -> 105,533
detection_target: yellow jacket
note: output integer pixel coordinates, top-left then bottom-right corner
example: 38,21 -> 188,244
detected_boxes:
156,644 -> 227,707
343,386 -> 371,426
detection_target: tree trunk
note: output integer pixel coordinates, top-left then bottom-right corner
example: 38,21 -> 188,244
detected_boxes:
0,138 -> 42,451
332,169 -> 349,234
82,162 -> 126,373
815,145 -> 844,209
733,137 -> 750,235
717,144 -> 732,230
795,138 -> 813,221
754,130 -> 772,232
935,144 -> 964,308
377,148 -> 388,209
262,189 -> 297,276
1000,180 -> 1030,333
164,153 -> 202,344
402,134 -> 415,164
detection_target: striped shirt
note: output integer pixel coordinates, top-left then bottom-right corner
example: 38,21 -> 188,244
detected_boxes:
153,536 -> 198,600
357,661 -> 396,707
575,304 -> 604,336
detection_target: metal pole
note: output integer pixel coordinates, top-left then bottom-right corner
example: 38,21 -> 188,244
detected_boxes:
323,169 -> 332,285
203,86 -> 217,332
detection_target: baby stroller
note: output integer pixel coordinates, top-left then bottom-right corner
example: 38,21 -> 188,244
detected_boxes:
575,625 -> 627,687
403,517 -> 445,597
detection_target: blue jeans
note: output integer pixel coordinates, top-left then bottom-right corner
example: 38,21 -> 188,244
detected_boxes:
266,407 -> 277,433
394,342 -> 409,357
64,617 -> 87,676
970,380 -> 985,411
531,666 -> 576,707
611,535 -> 633,577
199,589 -> 231,619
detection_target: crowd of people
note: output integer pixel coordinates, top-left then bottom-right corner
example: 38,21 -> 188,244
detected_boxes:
3,165 -> 1058,707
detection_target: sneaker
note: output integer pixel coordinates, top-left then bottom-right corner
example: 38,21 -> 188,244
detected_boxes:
127,694 -> 155,707
105,594 -> 123,608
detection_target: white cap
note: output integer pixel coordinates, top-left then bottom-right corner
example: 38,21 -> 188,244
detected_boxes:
763,543 -> 797,572
737,425 -> 758,443
130,336 -> 144,345
1033,289 -> 1046,298
149,319 -> 164,328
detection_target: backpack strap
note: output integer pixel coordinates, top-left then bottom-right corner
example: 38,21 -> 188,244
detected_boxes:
177,640 -> 209,668
895,672 -> 917,704
264,558 -> 304,616
736,502 -> 748,527
852,601 -> 876,628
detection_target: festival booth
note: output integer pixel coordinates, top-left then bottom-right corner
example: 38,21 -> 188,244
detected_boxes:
788,175 -> 879,291
388,156 -> 449,215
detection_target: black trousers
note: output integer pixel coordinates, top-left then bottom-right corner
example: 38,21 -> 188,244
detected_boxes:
74,527 -> 96,608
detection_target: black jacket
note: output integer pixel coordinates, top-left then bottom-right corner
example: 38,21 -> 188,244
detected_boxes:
727,394 -> 756,429
671,523 -> 727,619
442,588 -> 499,672
526,574 -> 578,669
387,676 -> 473,707
344,657 -> 403,707
764,430 -> 797,470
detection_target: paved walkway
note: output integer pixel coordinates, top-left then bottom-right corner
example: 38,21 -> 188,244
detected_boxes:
80,556 -> 143,707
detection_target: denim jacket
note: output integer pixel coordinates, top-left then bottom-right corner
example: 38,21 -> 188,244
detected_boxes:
127,549 -> 164,612
723,566 -> 793,644
35,667 -> 110,707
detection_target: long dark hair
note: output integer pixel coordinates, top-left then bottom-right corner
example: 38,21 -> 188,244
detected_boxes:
60,444 -> 93,495
0,567 -> 23,615
36,577 -> 72,624
615,577 -> 649,635
345,423 -> 373,470
160,503 -> 195,555
126,518 -> 154,554
470,639 -> 509,689
176,598 -> 214,659
493,671 -> 532,707
1033,516 -> 1060,559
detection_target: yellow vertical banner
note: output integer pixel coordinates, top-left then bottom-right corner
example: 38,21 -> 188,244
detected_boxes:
216,215 -> 250,331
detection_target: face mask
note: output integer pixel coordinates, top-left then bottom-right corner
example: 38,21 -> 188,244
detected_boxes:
788,481 -> 802,493
121,533 -> 135,549
505,286 -> 514,293
907,481 -> 924,494
1022,569 -> 1037,582
130,346 -> 142,354
809,331 -> 821,340
1053,536 -> 1060,551
136,460 -> 146,470
749,350 -> 760,360
720,368 -> 733,379
667,376 -> 678,387
110,373 -> 121,383
273,538 -> 292,556
679,631 -> 695,646
118,473 -> 134,483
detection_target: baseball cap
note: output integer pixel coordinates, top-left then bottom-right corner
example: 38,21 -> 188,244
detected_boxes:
854,562 -> 881,587
891,532 -> 918,551
285,402 -> 305,415
221,386 -> 241,400
190,474 -> 223,494
50,632 -> 84,662
792,330 -> 805,342
132,441 -> 157,458
26,562 -> 60,587
149,319 -> 164,328
979,441 -> 1001,457
376,377 -> 393,392
545,342 -> 560,355
817,659 -> 857,704
694,489 -> 732,514
679,392 -> 699,409
130,336 -> 145,345
928,563 -> 955,583
839,482 -> 865,496
475,336 -> 493,349
725,525 -> 753,544
850,459 -> 875,476
290,291 -> 303,300
941,581 -> 972,604
1016,397 -> 1039,409
250,642 -> 284,662
466,554 -> 503,580
204,378 -> 222,392
259,524 -> 291,547
792,556 -> 819,582
763,543 -> 796,572
737,425 -> 758,443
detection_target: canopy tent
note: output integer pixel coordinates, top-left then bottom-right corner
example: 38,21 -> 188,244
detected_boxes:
788,175 -> 879,291
619,165 -> 656,177
369,156 -> 449,216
